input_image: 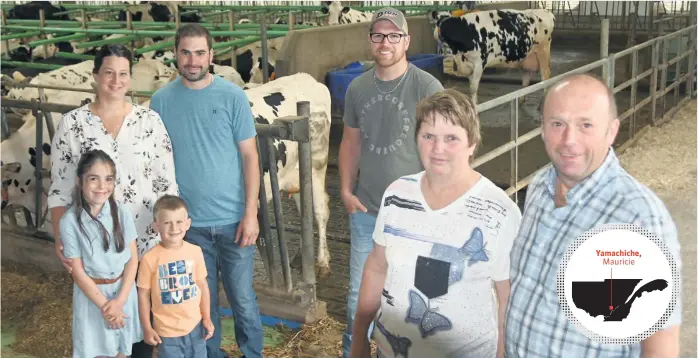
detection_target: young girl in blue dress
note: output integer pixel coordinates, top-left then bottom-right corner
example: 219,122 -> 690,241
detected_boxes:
60,149 -> 143,358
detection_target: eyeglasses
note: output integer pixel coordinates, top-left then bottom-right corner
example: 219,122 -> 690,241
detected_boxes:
370,32 -> 407,44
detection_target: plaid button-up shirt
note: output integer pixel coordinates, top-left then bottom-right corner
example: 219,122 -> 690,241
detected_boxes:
505,148 -> 682,358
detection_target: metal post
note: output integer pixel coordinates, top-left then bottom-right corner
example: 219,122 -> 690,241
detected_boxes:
288,10 -> 295,31
260,13 -> 270,83
2,10 -> 10,57
80,9 -> 87,30
227,10 -> 237,69
651,39 -> 659,123
509,99 -> 519,206
601,19 -> 610,82
297,101 -> 316,286
123,11 -> 133,53
660,28 -> 668,118
606,53 -> 616,90
39,9 -> 49,61
630,50 -> 638,138
38,88 -> 56,141
175,6 -> 180,29
645,1 -> 655,40
1,107 -> 10,141
265,136 -> 294,293
255,140 -> 279,289
31,100 -> 44,230
673,30 -> 681,107
689,2 -> 697,98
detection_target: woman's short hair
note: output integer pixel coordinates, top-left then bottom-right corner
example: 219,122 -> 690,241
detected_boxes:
93,44 -> 133,74
415,88 -> 482,161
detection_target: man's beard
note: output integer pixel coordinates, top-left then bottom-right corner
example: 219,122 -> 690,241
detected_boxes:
179,65 -> 209,82
373,50 -> 404,68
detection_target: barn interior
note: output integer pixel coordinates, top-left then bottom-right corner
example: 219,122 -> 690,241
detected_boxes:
1,1 -> 696,357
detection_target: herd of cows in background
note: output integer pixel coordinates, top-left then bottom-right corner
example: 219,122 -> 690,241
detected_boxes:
1,0 -> 553,277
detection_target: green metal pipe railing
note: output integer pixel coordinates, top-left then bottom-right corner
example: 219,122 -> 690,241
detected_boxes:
2,30 -> 41,40
53,9 -> 88,16
61,4 -> 127,9
134,41 -> 174,55
212,36 -> 275,50
54,51 -> 94,61
2,61 -> 63,70
75,34 -> 140,49
28,33 -> 86,47
4,19 -> 311,31
181,4 -> 440,11
2,25 -> 290,37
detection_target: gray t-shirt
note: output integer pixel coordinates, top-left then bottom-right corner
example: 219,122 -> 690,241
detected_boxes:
344,63 -> 444,215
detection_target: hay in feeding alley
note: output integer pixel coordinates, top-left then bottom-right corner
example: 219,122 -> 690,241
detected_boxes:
2,261 -> 74,358
222,316 -> 377,358
619,100 -> 697,194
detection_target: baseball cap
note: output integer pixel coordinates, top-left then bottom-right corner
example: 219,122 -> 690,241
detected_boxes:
370,7 -> 409,35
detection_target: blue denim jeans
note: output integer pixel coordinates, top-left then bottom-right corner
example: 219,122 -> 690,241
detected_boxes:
157,320 -> 207,358
342,211 -> 377,358
185,222 -> 264,358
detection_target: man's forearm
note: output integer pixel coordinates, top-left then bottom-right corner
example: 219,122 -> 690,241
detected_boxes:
338,139 -> 361,195
242,151 -> 261,216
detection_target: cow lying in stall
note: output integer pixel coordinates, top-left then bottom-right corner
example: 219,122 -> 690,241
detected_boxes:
433,9 -> 555,106
2,71 -> 334,278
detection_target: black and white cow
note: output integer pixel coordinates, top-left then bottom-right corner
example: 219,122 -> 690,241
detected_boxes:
118,2 -> 202,24
243,73 -> 332,277
6,1 -> 69,21
434,9 -> 555,104
2,72 -> 333,277
321,1 -> 373,25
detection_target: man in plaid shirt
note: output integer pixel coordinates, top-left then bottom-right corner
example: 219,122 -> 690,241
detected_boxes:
505,74 -> 682,357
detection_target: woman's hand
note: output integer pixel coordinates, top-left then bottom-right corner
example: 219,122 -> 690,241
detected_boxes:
105,312 -> 126,330
101,298 -> 126,322
54,236 -> 73,272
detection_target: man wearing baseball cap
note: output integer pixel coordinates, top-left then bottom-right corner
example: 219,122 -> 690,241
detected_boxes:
339,6 -> 444,358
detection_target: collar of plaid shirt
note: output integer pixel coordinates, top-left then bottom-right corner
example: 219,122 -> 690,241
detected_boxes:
541,147 -> 620,204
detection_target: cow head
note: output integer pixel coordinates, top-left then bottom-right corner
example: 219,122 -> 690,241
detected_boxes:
321,1 -> 344,25
8,46 -> 32,62
118,9 -> 143,22
149,2 -> 173,22
234,49 -> 254,83
250,57 -> 276,84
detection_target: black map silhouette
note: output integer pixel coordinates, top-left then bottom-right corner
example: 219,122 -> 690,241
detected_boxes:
572,279 -> 668,321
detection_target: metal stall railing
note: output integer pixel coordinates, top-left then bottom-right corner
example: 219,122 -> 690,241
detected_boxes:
528,1 -> 692,36
0,97 -> 324,323
471,22 -> 697,205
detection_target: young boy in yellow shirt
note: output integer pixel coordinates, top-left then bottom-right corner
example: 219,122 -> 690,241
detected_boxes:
137,195 -> 215,358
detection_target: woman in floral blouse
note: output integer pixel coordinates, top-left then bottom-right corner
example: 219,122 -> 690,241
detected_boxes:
47,44 -> 178,358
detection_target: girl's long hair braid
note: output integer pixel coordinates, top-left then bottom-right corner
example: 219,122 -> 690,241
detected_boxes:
72,149 -> 125,253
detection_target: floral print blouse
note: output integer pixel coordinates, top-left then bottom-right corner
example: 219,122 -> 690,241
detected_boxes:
47,103 -> 179,259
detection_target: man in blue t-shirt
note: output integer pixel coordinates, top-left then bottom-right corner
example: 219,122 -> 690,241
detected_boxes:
149,23 -> 263,358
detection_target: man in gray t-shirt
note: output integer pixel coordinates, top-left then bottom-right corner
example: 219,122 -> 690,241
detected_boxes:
338,7 -> 443,358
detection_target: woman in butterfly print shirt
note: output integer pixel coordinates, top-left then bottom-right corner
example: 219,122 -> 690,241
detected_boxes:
350,89 -> 522,358
48,46 -> 179,267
